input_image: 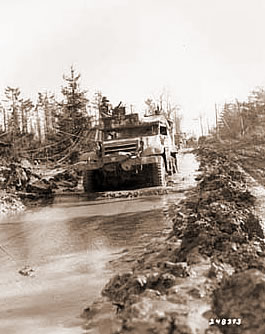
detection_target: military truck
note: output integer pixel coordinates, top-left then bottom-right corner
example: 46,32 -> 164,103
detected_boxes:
81,105 -> 178,192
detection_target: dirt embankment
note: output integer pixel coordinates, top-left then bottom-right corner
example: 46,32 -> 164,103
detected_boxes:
205,138 -> 265,188
0,192 -> 25,215
0,158 -> 82,214
83,148 -> 265,334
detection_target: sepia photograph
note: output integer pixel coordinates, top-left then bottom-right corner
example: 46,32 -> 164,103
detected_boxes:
0,0 -> 264,333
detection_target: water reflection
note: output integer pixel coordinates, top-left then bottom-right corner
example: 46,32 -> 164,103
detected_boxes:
0,194 -> 178,334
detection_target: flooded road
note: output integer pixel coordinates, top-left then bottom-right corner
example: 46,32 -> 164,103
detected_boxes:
0,152 -> 198,334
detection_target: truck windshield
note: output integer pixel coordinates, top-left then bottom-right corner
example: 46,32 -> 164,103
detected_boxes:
104,124 -> 158,140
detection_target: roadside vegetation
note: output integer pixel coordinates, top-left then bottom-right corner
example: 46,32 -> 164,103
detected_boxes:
203,87 -> 265,186
0,67 -> 93,164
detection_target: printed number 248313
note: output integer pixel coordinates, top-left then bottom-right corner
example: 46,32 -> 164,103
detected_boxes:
209,318 -> 241,326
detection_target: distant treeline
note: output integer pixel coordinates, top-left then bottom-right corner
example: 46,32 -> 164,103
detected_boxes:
213,88 -> 265,142
202,88 -> 265,187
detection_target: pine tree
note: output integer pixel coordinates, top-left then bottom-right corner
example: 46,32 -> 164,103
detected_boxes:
4,87 -> 22,140
21,98 -> 34,135
58,66 -> 89,137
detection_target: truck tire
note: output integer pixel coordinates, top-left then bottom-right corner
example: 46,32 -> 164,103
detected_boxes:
152,158 -> 166,187
83,170 -> 94,193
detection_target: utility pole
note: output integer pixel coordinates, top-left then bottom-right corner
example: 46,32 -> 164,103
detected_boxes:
206,118 -> 210,134
215,103 -> 219,139
199,114 -> 204,137
236,99 -> 244,136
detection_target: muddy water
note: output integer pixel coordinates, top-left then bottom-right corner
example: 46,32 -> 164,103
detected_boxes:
0,152 -> 198,334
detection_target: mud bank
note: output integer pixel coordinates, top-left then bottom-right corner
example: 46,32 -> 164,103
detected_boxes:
83,148 -> 265,334
0,192 -> 25,215
0,158 -> 82,200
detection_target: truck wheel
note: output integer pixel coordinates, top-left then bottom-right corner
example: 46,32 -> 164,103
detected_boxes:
152,158 -> 166,187
83,170 -> 94,193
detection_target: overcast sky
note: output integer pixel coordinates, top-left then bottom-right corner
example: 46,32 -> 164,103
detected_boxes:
1,0 -> 265,135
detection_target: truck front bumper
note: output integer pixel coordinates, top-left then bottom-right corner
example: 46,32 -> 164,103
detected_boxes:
77,154 -> 163,172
